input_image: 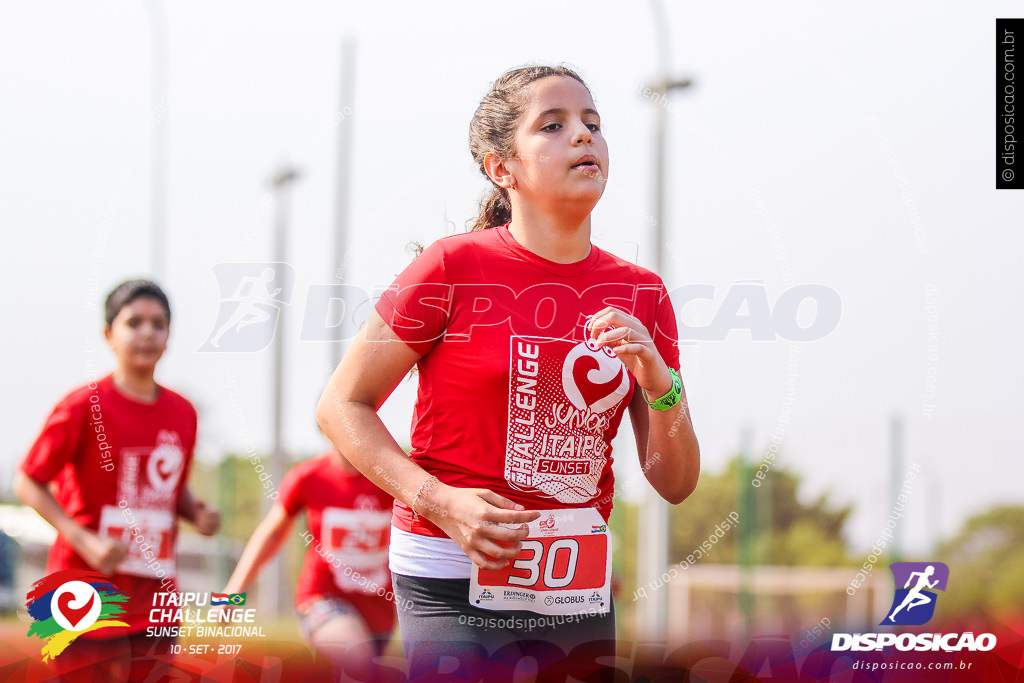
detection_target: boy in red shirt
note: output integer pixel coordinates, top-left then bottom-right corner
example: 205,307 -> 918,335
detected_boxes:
15,279 -> 219,681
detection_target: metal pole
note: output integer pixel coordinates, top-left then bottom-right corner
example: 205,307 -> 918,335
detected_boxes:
217,458 -> 234,586
331,38 -> 356,369
737,428 -> 755,636
637,0 -> 693,643
262,167 -> 299,617
928,476 -> 939,557
890,416 -> 903,563
144,0 -> 168,282
634,77 -> 667,643
756,436 -> 772,566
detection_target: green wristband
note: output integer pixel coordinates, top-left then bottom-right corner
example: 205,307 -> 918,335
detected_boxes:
644,368 -> 682,411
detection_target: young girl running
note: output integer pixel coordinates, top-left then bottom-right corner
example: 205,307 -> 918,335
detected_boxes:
15,279 -> 219,681
223,445 -> 395,675
317,65 -> 700,679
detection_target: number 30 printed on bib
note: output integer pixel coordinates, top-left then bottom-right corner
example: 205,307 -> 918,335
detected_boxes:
470,507 -> 612,616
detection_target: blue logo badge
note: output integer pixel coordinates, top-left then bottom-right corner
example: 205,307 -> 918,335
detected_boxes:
882,562 -> 949,626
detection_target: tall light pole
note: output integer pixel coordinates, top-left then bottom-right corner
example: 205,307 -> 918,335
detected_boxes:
636,0 -> 693,643
261,166 -> 300,617
889,416 -> 903,563
331,38 -> 356,369
143,0 -> 168,282
737,427 -> 755,637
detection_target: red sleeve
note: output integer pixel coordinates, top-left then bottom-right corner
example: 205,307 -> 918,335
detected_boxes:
373,240 -> 451,356
21,394 -> 87,485
652,281 -> 681,372
277,462 -> 309,516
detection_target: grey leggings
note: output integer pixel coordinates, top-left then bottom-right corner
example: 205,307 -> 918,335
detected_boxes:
392,572 -> 616,682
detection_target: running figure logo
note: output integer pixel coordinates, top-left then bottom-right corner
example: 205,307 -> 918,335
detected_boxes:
200,263 -> 294,352
882,562 -> 949,626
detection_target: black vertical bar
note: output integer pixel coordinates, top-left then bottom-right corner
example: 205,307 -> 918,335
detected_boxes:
996,18 -> 1023,189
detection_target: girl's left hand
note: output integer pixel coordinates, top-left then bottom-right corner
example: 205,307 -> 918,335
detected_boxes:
587,306 -> 673,398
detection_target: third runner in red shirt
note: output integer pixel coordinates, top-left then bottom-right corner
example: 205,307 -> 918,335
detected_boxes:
224,447 -> 395,675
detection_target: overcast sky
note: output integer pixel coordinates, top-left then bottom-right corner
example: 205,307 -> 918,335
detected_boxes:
2,1 -> 1021,558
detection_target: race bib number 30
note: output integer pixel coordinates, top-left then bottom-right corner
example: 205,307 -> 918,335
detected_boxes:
470,507 -> 611,616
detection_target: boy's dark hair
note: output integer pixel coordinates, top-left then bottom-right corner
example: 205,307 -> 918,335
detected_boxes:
104,279 -> 171,327
468,64 -> 591,231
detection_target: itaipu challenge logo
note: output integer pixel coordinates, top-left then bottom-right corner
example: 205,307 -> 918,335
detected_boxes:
882,561 -> 949,626
25,570 -> 129,661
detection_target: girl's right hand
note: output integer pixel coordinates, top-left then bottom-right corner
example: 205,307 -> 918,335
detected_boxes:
425,484 -> 541,571
78,531 -> 129,577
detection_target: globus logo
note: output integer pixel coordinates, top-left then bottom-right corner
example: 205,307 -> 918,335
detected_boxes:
544,595 -> 585,606
199,263 -> 842,352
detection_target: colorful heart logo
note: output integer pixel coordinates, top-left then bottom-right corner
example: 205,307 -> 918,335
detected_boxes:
27,572 -> 128,660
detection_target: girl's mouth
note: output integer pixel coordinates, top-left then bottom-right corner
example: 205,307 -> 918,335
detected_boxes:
572,161 -> 602,180
571,153 -> 599,170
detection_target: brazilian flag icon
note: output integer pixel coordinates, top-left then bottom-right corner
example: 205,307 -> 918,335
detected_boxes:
228,593 -> 246,606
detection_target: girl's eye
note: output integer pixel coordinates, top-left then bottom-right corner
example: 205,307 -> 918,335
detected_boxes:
541,120 -> 600,133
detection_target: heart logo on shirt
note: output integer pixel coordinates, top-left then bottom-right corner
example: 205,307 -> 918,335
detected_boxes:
572,355 -> 625,407
146,430 -> 183,493
562,341 -> 630,414
157,458 -> 175,479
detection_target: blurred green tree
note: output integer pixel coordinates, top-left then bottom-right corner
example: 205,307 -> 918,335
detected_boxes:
184,454 -> 314,587
938,504 -> 1024,618
668,455 -> 852,566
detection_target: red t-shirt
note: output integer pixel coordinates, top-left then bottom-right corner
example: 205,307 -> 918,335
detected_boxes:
20,374 -> 197,636
277,453 -> 396,635
374,223 -> 681,538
